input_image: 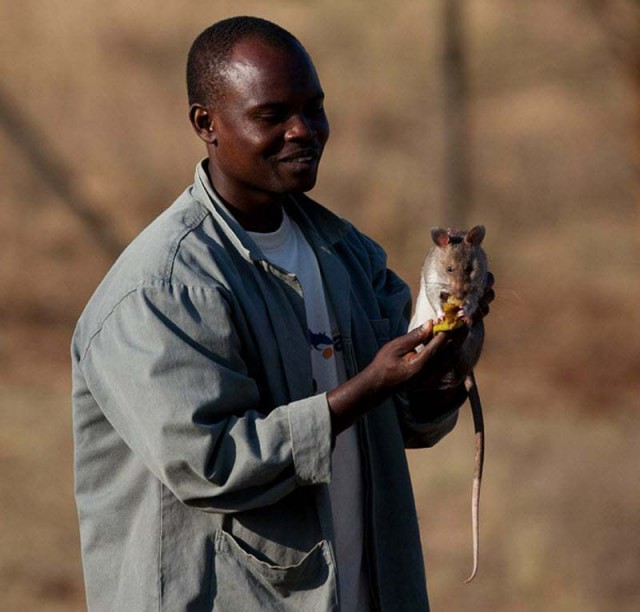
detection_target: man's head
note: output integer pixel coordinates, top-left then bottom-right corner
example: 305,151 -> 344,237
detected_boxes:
187,16 -> 303,109
187,17 -> 330,228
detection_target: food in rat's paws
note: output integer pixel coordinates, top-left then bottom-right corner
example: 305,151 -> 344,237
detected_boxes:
432,295 -> 465,333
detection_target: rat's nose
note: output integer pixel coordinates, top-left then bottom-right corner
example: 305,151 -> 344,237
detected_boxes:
450,283 -> 464,300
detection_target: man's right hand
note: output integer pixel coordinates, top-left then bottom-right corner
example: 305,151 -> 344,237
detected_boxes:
326,322 -> 451,436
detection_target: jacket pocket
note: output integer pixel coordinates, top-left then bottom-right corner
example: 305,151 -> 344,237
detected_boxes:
211,529 -> 337,611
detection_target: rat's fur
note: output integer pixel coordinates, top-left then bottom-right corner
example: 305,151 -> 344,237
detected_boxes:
410,225 -> 488,377
411,225 -> 488,327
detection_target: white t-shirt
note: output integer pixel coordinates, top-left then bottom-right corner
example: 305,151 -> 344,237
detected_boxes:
248,210 -> 370,610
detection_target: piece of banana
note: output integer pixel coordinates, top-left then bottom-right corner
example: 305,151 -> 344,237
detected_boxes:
432,296 -> 465,333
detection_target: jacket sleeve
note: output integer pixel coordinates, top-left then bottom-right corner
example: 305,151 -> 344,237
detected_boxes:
394,387 -> 464,448
76,282 -> 333,513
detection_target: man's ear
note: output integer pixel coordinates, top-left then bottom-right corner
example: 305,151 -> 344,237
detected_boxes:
189,104 -> 216,144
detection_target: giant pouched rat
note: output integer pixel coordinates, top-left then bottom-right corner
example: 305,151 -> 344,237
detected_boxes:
409,225 -> 489,583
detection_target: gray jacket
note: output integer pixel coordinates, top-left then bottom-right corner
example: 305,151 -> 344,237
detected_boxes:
72,162 -> 460,611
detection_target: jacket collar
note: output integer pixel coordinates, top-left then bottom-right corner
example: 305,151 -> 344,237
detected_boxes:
191,159 -> 350,262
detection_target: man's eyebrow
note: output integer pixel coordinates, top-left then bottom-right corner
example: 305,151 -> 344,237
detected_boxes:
249,93 -> 325,111
250,101 -> 287,111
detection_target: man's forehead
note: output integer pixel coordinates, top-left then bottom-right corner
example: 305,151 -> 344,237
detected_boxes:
219,37 -> 319,101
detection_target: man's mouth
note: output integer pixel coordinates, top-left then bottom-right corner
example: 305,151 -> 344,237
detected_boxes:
279,148 -> 321,164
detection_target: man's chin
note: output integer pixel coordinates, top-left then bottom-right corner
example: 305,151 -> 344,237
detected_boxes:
282,174 -> 318,194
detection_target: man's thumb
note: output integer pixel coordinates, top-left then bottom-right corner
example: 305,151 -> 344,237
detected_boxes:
405,321 -> 434,348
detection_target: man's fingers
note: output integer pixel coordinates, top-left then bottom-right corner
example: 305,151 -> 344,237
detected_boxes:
399,321 -> 434,351
405,330 -> 447,367
477,300 -> 490,319
474,272 -> 495,321
486,271 -> 495,291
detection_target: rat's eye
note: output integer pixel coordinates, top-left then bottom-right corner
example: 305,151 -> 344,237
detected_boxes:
446,266 -> 454,273
465,264 -> 473,274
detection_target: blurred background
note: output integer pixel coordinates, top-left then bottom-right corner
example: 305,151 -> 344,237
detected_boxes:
1,1 -> 638,610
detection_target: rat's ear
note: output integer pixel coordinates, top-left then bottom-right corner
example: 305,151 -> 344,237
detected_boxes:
431,227 -> 450,247
465,225 -> 486,246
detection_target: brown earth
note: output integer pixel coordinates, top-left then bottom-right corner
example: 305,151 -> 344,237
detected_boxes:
1,1 -> 638,610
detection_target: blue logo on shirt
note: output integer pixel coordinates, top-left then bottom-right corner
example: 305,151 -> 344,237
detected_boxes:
308,330 -> 333,351
308,330 -> 343,360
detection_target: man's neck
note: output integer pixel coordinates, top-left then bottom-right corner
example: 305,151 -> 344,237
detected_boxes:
224,202 -> 284,233
206,162 -> 285,233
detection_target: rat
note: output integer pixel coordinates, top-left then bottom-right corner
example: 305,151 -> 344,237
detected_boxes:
409,224 -> 489,583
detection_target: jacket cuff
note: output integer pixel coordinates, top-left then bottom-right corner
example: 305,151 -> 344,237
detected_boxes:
398,384 -> 466,448
288,393 -> 333,486
402,406 -> 460,449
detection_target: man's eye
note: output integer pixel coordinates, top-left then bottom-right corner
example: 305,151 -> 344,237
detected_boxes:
257,113 -> 285,124
254,107 -> 288,123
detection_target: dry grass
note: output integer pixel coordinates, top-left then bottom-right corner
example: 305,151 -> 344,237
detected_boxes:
0,384 -> 84,611
1,0 -> 639,610
409,404 -> 640,611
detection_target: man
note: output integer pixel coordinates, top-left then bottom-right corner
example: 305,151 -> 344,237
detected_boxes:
72,16 -> 493,611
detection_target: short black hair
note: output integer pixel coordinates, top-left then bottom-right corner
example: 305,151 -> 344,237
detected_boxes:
186,16 -> 303,108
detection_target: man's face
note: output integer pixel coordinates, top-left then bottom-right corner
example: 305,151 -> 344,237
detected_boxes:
206,38 -> 330,213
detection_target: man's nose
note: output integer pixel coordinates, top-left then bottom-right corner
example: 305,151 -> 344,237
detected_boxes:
284,114 -> 316,141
